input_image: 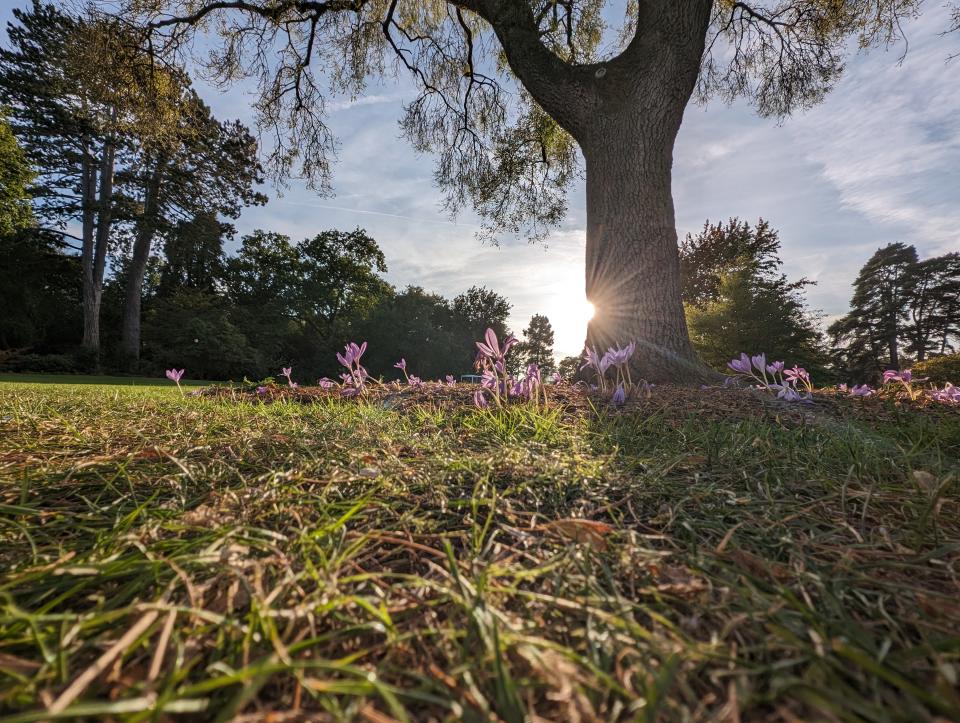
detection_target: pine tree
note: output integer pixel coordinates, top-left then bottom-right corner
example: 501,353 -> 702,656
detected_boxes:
521,314 -> 556,373
829,243 -> 918,378
904,253 -> 960,361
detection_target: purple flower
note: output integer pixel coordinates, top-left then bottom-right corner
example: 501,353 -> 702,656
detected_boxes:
256,385 -> 268,394
611,383 -> 626,406
838,383 -> 848,392
526,363 -> 542,386
850,384 -> 874,397
473,390 -> 488,408
445,375 -> 456,386
481,369 -> 498,390
929,383 -> 960,403
282,367 -> 292,378
337,341 -> 368,369
604,342 -> 636,368
772,384 -> 801,402
408,375 -> 423,388
476,328 -> 516,360
766,361 -> 785,375
551,372 -> 562,384
394,359 -> 407,371
581,346 -> 601,372
751,353 -> 767,374
317,378 -> 334,390
882,370 -> 901,384
727,353 -> 752,374
784,366 -> 808,382
165,368 -> 185,396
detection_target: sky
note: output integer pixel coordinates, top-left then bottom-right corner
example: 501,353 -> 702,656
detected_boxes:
3,3 -> 959,358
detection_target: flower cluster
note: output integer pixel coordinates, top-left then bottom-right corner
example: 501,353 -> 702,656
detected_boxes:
337,342 -> 370,397
929,383 -> 960,404
838,383 -> 875,397
882,368 -> 925,401
280,366 -> 299,389
393,358 -> 425,389
581,342 -> 645,406
473,328 -> 545,408
726,353 -> 812,402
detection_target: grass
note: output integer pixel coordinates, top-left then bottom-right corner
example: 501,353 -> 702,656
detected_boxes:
0,373 -> 210,387
0,380 -> 958,721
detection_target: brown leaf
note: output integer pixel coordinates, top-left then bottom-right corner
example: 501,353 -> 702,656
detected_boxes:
543,518 -> 614,551
722,548 -> 792,581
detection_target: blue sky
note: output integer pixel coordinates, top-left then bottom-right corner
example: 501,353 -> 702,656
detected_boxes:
3,3 -> 958,357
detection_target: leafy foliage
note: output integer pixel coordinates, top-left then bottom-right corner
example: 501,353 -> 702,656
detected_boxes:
0,113 -> 33,235
681,218 -> 825,374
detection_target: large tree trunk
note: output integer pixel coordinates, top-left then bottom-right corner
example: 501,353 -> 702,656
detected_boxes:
80,139 -> 100,355
120,160 -> 165,364
581,118 -> 704,383
477,0 -> 713,382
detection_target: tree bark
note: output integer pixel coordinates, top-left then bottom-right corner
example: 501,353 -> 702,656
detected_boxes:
120,159 -> 165,364
80,138 -> 100,355
581,116 -> 706,384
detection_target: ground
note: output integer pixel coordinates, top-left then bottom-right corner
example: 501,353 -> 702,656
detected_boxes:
1,376 -> 959,721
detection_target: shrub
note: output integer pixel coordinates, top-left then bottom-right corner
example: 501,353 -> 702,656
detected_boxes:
0,352 -> 81,374
913,353 -> 960,385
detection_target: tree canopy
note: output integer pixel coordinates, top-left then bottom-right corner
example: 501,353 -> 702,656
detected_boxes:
114,0 -> 958,240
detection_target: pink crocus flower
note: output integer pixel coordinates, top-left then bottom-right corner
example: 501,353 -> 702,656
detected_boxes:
165,368 -> 185,395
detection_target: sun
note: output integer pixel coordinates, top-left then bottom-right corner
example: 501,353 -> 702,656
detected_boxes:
548,296 -> 595,359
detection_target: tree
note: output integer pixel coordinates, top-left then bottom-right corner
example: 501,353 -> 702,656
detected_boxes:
114,0 -> 956,381
904,253 -> 960,361
119,93 -> 266,363
829,243 -> 918,378
681,218 -> 824,373
521,314 -> 556,372
0,229 -> 80,352
686,267 -> 824,373
0,2 -> 187,361
159,212 -> 232,294
679,218 -> 781,306
0,113 -> 33,235
296,228 -> 389,339
352,286 -> 463,380
557,355 -> 580,381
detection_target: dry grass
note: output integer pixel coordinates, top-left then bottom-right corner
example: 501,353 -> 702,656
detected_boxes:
0,380 -> 958,721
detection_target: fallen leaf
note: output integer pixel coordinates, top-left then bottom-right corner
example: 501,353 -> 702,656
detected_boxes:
542,518 -> 614,551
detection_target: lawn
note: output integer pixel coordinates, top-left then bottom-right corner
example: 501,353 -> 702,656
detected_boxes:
1,380 -> 958,721
0,373 -> 210,387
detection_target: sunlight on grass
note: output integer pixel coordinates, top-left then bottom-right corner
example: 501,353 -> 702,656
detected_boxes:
0,384 -> 958,720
